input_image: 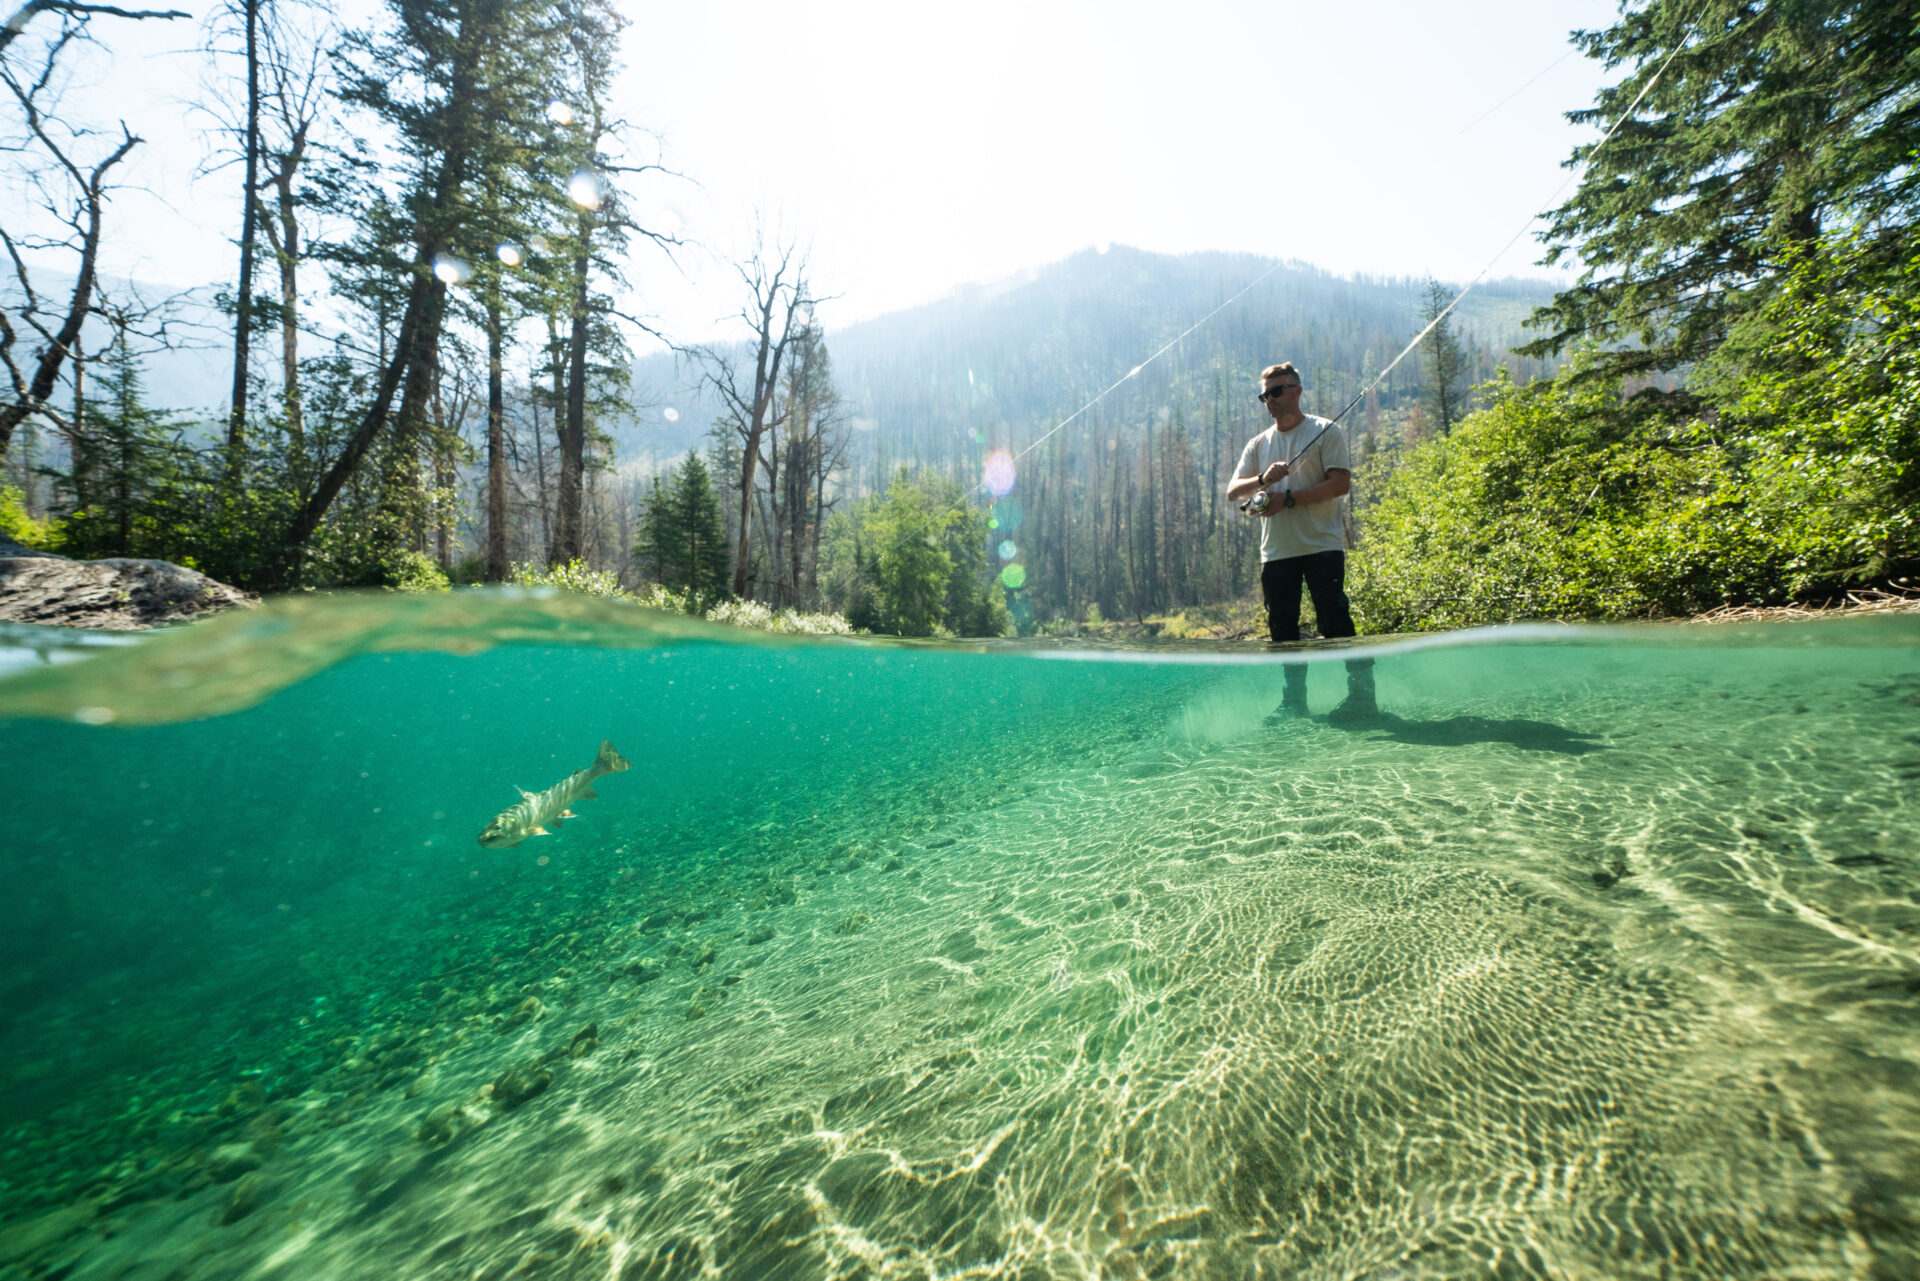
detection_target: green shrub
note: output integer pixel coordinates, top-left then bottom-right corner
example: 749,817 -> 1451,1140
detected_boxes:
381,551 -> 452,593
1351,372 -> 1787,631
1,487 -> 62,550
508,559 -> 627,598
703,598 -> 855,635
1353,236 -> 1918,632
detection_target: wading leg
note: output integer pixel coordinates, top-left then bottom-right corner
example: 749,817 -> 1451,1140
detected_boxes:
1301,550 -> 1356,639
1260,556 -> 1307,644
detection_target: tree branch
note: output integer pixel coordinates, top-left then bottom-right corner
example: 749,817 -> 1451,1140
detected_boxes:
1,0 -> 188,55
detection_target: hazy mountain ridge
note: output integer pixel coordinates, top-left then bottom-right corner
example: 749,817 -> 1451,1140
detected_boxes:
617,245 -> 1558,481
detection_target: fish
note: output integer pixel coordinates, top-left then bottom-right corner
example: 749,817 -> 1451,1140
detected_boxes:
479,739 -> 632,849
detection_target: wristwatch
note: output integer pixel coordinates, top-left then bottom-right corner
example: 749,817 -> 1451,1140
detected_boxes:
1282,491 -> 1297,509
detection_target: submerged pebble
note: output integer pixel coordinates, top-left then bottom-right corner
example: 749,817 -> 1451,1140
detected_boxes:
220,1171 -> 270,1225
415,1106 -> 464,1145
206,1142 -> 262,1184
491,1063 -> 552,1111
624,957 -> 663,984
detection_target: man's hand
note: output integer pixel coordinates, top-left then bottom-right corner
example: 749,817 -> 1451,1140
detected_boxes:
1260,461 -> 1289,486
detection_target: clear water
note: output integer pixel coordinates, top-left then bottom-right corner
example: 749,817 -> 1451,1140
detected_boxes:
1,596 -> 1917,1280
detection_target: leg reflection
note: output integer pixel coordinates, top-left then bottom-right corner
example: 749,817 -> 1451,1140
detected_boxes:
1262,662 -> 1311,725
1326,657 -> 1378,725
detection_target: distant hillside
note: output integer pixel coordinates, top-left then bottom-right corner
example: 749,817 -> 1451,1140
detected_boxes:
616,245 -> 1558,487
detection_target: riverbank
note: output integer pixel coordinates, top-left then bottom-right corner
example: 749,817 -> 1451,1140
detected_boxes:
1042,581 -> 1920,643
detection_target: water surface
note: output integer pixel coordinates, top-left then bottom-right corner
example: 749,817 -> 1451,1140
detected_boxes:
1,597 -> 1916,1280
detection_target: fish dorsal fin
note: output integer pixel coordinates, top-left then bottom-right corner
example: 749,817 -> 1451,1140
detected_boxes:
515,786 -> 535,799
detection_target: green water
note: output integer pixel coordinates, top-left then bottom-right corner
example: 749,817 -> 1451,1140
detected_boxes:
1,597 -> 1917,1280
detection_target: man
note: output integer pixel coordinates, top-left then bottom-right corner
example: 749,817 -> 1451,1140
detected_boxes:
1227,362 -> 1375,721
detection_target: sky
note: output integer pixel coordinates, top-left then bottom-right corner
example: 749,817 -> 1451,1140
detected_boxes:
24,0 -> 1625,351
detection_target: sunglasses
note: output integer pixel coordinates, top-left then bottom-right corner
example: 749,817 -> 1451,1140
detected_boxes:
1256,385 -> 1300,402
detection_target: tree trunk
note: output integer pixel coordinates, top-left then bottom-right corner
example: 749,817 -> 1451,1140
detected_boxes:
66,337 -> 86,512
1060,441 -> 1071,617
554,231 -> 590,564
227,0 -> 260,457
432,374 -> 451,569
788,432 -> 806,606
382,304 -> 440,553
485,298 -> 508,581
272,168 -> 302,449
1142,418 -> 1158,613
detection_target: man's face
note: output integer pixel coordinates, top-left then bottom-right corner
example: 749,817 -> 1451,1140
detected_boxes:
1260,375 -> 1302,421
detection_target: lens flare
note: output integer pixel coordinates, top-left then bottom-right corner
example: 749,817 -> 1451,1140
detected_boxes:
431,253 -> 470,285
983,450 -> 1016,498
998,539 -> 1017,561
999,563 -> 1027,589
662,407 -> 680,423
546,100 -> 575,125
496,243 -> 523,267
568,169 -> 604,210
991,499 -> 1023,532
528,234 -> 551,255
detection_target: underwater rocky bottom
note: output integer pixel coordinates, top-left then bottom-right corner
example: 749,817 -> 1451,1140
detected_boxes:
1,602 -> 1918,1280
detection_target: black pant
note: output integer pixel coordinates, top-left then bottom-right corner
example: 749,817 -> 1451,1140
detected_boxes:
1261,550 -> 1355,643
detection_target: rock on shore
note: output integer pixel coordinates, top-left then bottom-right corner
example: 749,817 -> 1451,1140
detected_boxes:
0,535 -> 252,630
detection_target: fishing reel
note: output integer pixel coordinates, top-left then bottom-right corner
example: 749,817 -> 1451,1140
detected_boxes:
1239,490 -> 1270,515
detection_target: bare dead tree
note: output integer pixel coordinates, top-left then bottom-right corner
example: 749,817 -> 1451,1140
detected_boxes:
0,20 -> 139,457
217,0 -> 264,456
773,321 -> 846,605
254,8 -> 328,451
688,234 -> 814,599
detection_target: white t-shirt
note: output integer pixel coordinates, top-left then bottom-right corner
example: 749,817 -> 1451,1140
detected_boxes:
1235,416 -> 1351,562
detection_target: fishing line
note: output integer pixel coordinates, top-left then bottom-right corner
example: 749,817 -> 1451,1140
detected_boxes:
1458,47 -> 1577,136
1323,7 -> 1701,430
873,7 -> 1702,565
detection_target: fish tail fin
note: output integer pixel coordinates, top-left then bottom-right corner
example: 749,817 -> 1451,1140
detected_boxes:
595,740 -> 632,774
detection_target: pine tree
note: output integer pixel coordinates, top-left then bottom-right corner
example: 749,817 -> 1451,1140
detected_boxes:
1522,0 -> 1920,380
638,452 -> 730,606
1419,278 -> 1466,434
56,330 -> 190,560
